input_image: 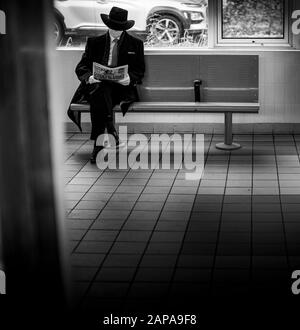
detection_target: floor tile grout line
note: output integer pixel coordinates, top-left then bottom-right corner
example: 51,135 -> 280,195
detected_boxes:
284,133 -> 300,270
65,139 -> 94,186
118,136 -> 192,308
66,138 -> 90,162
273,134 -> 291,270
70,164 -> 144,256
66,168 -> 106,215
250,132 -> 254,289
65,132 -> 75,141
77,136 -> 158,306
208,134 -> 232,295
69,145 -> 131,253
69,180 -> 119,254
68,134 -> 159,241
66,177 -> 105,215
163,134 -> 214,302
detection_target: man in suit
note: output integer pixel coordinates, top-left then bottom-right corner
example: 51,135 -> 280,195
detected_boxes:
74,6 -> 145,163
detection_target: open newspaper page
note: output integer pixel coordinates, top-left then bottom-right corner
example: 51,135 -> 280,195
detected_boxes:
93,62 -> 128,81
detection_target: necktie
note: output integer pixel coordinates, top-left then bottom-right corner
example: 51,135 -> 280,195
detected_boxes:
110,38 -> 118,67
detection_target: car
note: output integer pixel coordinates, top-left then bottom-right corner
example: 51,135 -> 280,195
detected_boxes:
53,0 -> 207,46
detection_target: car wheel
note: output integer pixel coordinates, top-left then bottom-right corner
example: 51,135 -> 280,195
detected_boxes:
53,17 -> 64,45
148,14 -> 183,45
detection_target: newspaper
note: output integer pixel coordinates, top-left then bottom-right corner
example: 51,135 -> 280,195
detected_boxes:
93,62 -> 128,81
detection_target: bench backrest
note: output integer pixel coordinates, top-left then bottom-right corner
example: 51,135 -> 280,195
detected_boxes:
138,55 -> 259,103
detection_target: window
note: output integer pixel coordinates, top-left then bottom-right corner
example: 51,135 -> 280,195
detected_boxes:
217,0 -> 289,45
54,0 -> 208,49
54,0 -> 291,49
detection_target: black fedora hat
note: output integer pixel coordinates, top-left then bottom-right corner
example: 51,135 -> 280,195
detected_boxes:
101,7 -> 135,31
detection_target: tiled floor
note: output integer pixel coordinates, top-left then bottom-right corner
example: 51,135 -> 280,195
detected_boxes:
64,132 -> 300,312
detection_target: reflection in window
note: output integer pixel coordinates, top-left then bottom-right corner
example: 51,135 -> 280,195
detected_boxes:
222,0 -> 285,39
54,0 -> 208,48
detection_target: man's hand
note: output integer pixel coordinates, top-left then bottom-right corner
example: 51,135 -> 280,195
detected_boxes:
88,75 -> 101,84
117,74 -> 130,86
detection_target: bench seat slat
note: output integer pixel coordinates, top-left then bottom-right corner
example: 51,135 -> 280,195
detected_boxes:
70,102 -> 260,113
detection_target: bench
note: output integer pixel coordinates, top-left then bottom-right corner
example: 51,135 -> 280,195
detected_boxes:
69,55 -> 260,150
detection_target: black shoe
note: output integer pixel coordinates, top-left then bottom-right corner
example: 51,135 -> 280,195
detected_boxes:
90,146 -> 104,164
107,131 -> 125,149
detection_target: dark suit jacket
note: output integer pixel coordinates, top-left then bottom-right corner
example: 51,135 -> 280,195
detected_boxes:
68,31 -> 145,131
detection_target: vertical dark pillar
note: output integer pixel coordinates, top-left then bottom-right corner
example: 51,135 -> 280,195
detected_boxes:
0,0 -> 66,318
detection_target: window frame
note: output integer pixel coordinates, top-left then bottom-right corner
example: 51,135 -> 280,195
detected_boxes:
216,0 -> 290,46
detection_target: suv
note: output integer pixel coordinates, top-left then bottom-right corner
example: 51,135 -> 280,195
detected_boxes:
54,0 -> 207,45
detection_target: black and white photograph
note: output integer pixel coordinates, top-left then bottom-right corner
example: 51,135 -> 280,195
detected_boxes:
1,0 -> 300,328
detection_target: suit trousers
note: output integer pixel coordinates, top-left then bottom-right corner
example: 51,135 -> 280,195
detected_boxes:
88,81 -> 128,140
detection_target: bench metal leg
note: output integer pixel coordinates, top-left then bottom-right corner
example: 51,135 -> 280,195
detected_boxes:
216,112 -> 241,150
